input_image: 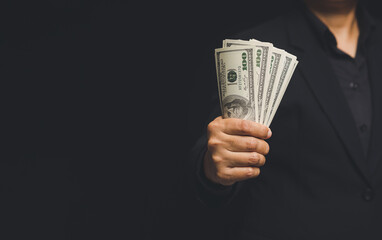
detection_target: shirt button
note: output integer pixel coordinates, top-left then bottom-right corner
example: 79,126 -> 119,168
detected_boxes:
362,188 -> 373,201
360,124 -> 368,132
349,82 -> 359,89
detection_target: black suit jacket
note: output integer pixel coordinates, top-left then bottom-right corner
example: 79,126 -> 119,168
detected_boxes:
189,5 -> 382,240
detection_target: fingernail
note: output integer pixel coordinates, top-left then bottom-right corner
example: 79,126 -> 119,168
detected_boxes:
267,128 -> 272,138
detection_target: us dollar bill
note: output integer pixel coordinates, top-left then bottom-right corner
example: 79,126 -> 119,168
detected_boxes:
215,46 -> 257,121
223,39 -> 273,123
261,47 -> 285,124
215,38 -> 298,126
265,55 -> 298,126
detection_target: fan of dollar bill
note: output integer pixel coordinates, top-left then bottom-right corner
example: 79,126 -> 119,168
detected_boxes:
215,39 -> 298,127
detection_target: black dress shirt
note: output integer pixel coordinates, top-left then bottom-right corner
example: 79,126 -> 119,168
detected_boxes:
304,5 -> 375,155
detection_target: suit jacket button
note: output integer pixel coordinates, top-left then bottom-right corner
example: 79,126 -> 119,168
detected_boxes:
362,188 -> 373,201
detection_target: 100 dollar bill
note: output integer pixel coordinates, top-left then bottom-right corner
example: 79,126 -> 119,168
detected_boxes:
265,57 -> 298,126
223,39 -> 272,122
215,46 -> 257,121
216,38 -> 298,126
261,47 -> 285,124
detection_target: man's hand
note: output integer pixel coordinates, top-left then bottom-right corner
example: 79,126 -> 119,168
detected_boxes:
204,116 -> 272,186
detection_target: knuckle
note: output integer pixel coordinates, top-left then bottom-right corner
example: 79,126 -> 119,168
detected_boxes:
207,138 -> 220,149
207,121 -> 218,133
215,169 -> 223,180
216,168 -> 230,181
227,137 -> 237,149
256,140 -> 269,155
246,138 -> 258,151
211,153 -> 224,165
253,123 -> 268,138
248,152 -> 260,165
252,168 -> 261,177
208,117 -> 224,132
239,119 -> 251,133
261,126 -> 269,137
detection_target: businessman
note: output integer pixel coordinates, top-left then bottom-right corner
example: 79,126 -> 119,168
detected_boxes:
189,0 -> 382,239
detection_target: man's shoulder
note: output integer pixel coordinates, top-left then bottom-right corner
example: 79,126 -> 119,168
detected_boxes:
233,11 -> 297,49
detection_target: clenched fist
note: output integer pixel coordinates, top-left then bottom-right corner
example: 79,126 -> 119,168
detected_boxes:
204,116 -> 272,186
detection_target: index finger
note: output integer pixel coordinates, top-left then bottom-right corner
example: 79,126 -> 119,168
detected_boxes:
222,118 -> 271,139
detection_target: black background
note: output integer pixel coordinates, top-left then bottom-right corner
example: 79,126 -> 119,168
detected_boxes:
1,0 -> 381,239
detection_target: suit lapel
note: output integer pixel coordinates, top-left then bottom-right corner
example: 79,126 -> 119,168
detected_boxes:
366,31 -> 382,179
285,10 -> 371,185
